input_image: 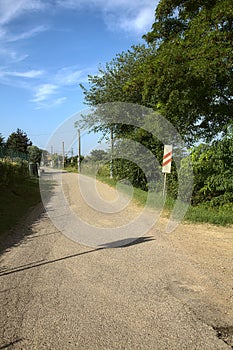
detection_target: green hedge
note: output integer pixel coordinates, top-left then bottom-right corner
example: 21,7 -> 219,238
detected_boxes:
0,160 -> 29,188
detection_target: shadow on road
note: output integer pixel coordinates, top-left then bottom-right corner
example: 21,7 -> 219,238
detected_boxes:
0,338 -> 23,349
0,236 -> 154,277
100,236 -> 155,248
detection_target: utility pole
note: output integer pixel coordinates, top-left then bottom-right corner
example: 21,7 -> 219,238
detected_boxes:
62,141 -> 65,169
110,127 -> 113,179
77,129 -> 81,173
50,145 -> 53,168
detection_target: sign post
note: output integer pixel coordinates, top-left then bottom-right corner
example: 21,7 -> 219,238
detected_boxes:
162,145 -> 173,197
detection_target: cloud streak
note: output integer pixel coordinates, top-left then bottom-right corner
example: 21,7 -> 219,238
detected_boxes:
31,66 -> 90,108
0,0 -> 45,26
56,0 -> 156,35
0,70 -> 44,79
6,25 -> 49,42
32,84 -> 58,103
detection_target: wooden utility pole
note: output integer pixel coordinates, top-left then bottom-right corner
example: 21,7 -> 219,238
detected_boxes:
78,129 -> 81,173
62,141 -> 65,169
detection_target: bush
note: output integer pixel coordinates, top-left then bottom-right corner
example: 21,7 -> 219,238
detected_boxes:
0,160 -> 29,188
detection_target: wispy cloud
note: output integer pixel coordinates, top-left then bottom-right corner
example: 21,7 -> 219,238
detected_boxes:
31,66 -> 90,108
0,69 -> 44,79
6,25 -> 49,42
32,84 -> 58,103
34,96 -> 67,110
55,66 -> 90,85
56,0 -> 157,35
32,83 -> 68,109
0,47 -> 28,62
118,7 -> 155,34
0,0 -> 45,26
0,1 -> 48,62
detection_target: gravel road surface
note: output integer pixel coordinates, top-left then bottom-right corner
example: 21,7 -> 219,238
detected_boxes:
0,171 -> 232,349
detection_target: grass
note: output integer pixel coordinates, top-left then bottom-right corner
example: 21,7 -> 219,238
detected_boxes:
0,178 -> 41,235
96,175 -> 174,212
64,166 -> 78,173
184,203 -> 233,226
96,175 -> 233,226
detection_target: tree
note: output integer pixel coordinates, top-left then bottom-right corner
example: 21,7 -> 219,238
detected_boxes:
143,0 -> 233,141
89,149 -> 108,162
81,45 -> 154,107
191,129 -> 233,206
0,133 -> 4,148
6,129 -> 32,154
28,146 -> 42,164
81,1 -> 232,143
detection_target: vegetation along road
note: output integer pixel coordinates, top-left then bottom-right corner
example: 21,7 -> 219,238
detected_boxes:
0,171 -> 232,349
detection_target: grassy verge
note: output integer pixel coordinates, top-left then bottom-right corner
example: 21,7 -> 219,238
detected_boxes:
96,175 -> 233,226
0,178 -> 41,235
184,203 -> 233,226
64,166 -> 78,173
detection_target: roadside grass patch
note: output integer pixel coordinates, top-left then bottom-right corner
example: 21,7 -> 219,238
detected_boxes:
96,176 -> 233,226
185,203 -> 233,226
0,178 -> 41,235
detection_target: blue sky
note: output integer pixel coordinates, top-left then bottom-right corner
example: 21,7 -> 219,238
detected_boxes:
0,0 -> 158,154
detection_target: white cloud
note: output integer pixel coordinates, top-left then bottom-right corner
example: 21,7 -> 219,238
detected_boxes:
0,47 -> 28,62
34,96 -> 67,110
0,0 -> 45,26
118,7 -> 155,34
0,0 -> 156,41
55,66 -> 90,85
56,0 -> 157,35
32,84 -> 58,103
0,70 -> 44,79
7,25 -> 49,42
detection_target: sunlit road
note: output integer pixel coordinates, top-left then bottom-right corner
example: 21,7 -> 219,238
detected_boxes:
0,172 -> 232,349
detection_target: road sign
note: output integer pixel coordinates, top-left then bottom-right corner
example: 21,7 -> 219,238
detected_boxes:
162,145 -> 173,173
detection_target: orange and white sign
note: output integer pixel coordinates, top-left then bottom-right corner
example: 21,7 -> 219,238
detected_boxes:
162,145 -> 173,173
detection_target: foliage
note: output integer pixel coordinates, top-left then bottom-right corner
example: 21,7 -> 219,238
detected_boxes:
144,0 -> 233,141
6,128 -> 32,154
97,174 -> 233,226
0,133 -> 4,148
0,160 -> 29,188
78,0 -> 233,209
81,0 -> 232,143
191,131 -> 233,206
28,145 -> 42,164
88,149 -> 108,162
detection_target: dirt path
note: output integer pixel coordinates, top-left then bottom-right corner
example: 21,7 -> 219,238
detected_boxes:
0,172 -> 232,349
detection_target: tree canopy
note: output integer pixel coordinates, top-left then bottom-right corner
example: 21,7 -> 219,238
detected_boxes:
6,128 -> 32,154
81,0 -> 233,143
144,0 -> 233,141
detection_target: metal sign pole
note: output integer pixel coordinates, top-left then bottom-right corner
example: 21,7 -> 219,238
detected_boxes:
163,173 -> 167,198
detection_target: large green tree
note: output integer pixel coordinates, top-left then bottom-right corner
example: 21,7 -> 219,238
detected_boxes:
143,0 -> 233,141
81,0 -> 232,143
6,128 -> 32,154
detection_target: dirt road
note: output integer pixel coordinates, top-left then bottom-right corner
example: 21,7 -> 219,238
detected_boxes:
0,172 -> 232,349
